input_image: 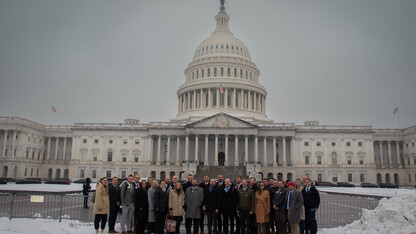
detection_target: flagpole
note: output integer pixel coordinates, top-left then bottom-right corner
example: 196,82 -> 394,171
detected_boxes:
397,109 -> 400,129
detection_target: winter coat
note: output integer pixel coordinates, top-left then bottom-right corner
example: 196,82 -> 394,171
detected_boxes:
203,186 -> 221,211
185,186 -> 204,219
237,187 -> 254,211
254,190 -> 271,223
296,186 -> 305,220
302,185 -> 320,211
220,186 -> 239,212
82,182 -> 91,195
134,187 -> 148,220
148,187 -> 156,222
120,181 -> 135,207
182,181 -> 192,192
272,187 -> 287,214
154,187 -> 169,213
93,182 -> 109,215
169,189 -> 185,217
108,183 -> 121,211
284,189 -> 303,224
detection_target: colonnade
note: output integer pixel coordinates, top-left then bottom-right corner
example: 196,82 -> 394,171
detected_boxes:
374,140 -> 402,167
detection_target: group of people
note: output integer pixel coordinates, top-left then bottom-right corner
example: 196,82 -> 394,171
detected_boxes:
88,173 -> 320,234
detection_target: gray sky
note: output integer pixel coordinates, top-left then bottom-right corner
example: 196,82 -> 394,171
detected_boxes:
0,0 -> 415,129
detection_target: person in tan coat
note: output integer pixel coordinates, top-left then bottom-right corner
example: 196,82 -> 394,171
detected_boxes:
254,182 -> 271,234
169,182 -> 185,234
295,179 -> 306,234
93,177 -> 109,233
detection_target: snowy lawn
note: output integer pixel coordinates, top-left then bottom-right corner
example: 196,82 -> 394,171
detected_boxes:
0,183 -> 96,193
317,187 -> 415,198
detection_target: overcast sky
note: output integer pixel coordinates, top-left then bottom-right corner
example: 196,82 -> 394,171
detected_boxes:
0,0 -> 415,129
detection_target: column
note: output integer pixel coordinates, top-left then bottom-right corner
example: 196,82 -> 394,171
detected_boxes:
62,138 -> 67,161
200,89 -> 204,109
46,137 -> 50,160
185,135 -> 189,162
148,136 -> 153,164
176,136 -> 180,165
187,92 -> 190,111
214,135 -> 219,165
178,95 -> 181,113
54,138 -> 59,161
208,89 -> 212,108
11,131 -> 16,157
248,91 -> 252,110
193,90 -> 196,109
156,135 -> 161,165
379,141 -> 384,165
2,131 -> 7,157
194,135 -> 199,163
254,135 -> 258,163
225,88 -> 228,108
240,89 -> 244,109
263,96 -> 266,113
204,135 -> 209,165
232,89 -> 236,108
283,137 -> 287,166
234,135 -> 239,166
257,94 -> 260,111
225,134 -> 229,166
166,136 -> 171,166
273,137 -> 277,166
290,137 -> 294,165
216,88 -> 220,108
245,135 -> 248,163
396,141 -> 401,167
388,141 -> 392,166
263,136 -> 267,166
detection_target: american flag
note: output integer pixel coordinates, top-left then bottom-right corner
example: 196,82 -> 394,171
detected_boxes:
52,106 -> 57,113
219,82 -> 224,94
393,107 -> 398,115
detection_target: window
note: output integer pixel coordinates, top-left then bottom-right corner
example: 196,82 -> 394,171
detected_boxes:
305,156 -> 310,165
346,142 -> 351,147
123,139 -> 128,145
304,142 -> 309,146
38,152 -> 40,160
214,68 -> 217,76
92,169 -> 97,179
359,155 -> 364,165
80,169 -> 85,178
347,156 -> 352,165
134,171 -> 139,176
24,168 -> 27,176
202,69 -> 204,78
234,68 -> 237,77
414,156 -> 416,165
227,67 -> 230,77
30,168 -> 33,176
317,142 -> 321,146
332,173 -> 338,182
332,152 -> 337,165
26,150 -> 29,159
240,69 -> 242,78
135,140 -> 140,145
360,173 -> 365,182
32,151 -> 35,160
94,139 -> 99,144
207,68 -> 210,77
358,142 -> 363,147
245,70 -> 248,79
92,152 -> 98,162
106,170 -> 111,178
107,150 -> 113,162
332,142 -> 336,146
109,139 -> 113,144
221,67 -> 224,76
317,155 -> 322,165
83,139 -> 87,144
196,70 -> 199,79
122,152 -> 127,162
36,169 -> 39,177
134,152 -> 139,162
348,173 -> 353,182
317,173 -> 323,182
81,151 -> 87,162
121,170 -> 126,179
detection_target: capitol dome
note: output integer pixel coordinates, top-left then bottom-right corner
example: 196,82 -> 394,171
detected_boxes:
173,2 -> 271,123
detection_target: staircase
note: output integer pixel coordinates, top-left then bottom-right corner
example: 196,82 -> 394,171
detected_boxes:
194,165 -> 247,182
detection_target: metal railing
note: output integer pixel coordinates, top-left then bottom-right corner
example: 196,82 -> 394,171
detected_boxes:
0,192 -> 379,228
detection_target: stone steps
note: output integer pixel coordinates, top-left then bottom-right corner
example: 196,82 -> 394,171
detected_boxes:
194,165 -> 247,182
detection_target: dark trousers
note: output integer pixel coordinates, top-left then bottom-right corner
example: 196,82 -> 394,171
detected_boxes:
234,210 -> 240,233
148,222 -> 155,234
206,210 -> 218,234
186,218 -> 200,234
108,209 -> 118,231
305,209 -> 317,234
250,213 -> 257,232
155,211 -> 167,234
170,216 -> 183,234
269,208 -> 277,233
222,210 -> 234,234
275,211 -> 287,234
217,210 -> 222,232
83,196 -> 89,208
200,208 -> 205,233
94,214 -> 107,230
238,209 -> 251,234
135,216 -> 147,234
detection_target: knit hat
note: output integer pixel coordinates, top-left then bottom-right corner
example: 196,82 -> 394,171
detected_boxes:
288,182 -> 295,187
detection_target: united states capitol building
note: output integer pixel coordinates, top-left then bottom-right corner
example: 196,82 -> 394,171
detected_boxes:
1,3 -> 415,186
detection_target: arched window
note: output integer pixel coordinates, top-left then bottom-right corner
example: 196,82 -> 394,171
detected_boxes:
305,155 -> 310,165
221,67 -> 224,76
207,68 -> 210,77
245,70 -> 248,79
214,68 -> 217,76
227,67 -> 230,77
332,152 -> 337,165
240,69 -> 243,78
201,69 -> 204,78
107,149 -> 113,162
196,70 -> 199,79
317,155 -> 322,165
234,68 -> 237,77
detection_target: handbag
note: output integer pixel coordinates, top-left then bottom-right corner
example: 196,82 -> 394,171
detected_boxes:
164,218 -> 177,232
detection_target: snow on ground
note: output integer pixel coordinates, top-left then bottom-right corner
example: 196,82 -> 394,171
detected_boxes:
317,187 -> 415,197
320,193 -> 416,234
0,183 -> 96,193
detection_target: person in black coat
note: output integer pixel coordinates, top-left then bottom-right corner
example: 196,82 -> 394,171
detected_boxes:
268,180 -> 278,233
154,180 -> 169,234
108,177 -> 121,233
134,180 -> 149,234
182,174 -> 193,192
221,178 -> 239,234
216,174 -> 225,233
199,174 -> 210,233
82,178 -> 91,209
273,180 -> 288,234
203,178 -> 221,234
302,178 -> 320,234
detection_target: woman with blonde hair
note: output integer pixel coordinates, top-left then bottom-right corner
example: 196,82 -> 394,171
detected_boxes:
169,182 -> 185,234
295,178 -> 306,234
254,182 -> 271,234
93,177 -> 109,233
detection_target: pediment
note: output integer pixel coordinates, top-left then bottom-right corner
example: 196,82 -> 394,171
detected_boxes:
187,113 -> 257,129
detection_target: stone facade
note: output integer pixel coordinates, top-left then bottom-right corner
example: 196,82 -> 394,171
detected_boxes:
1,3 -> 415,185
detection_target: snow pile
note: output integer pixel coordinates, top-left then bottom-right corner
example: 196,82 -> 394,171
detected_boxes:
0,218 -> 94,234
317,187 -> 415,197
320,193 -> 416,234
